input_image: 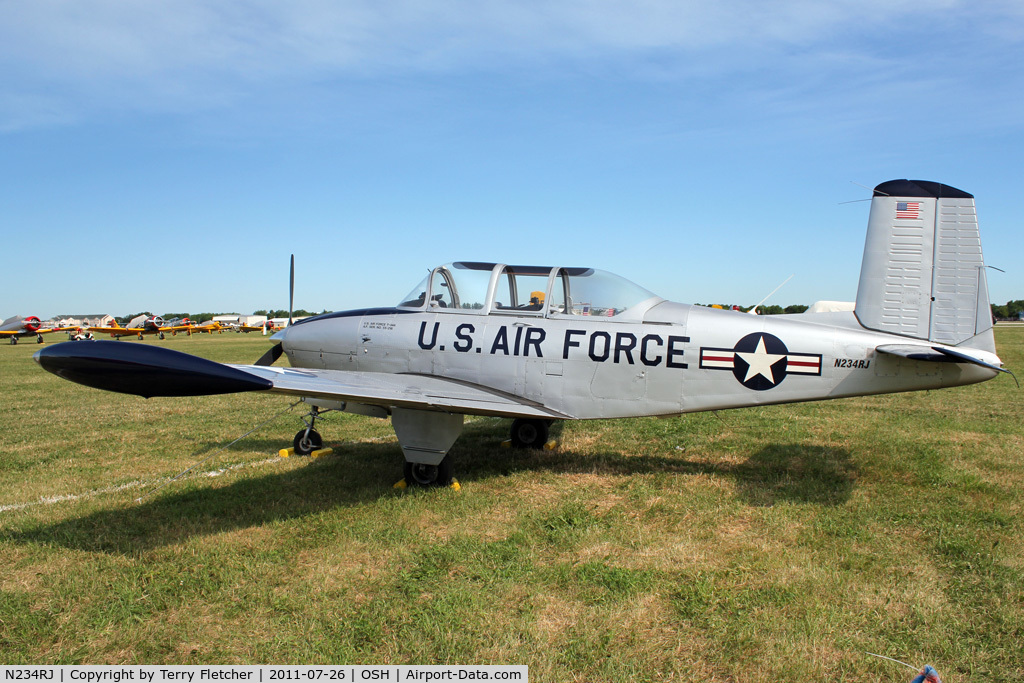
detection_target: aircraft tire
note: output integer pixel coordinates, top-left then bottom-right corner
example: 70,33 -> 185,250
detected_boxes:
510,418 -> 549,449
404,457 -> 453,487
10,337 -> 17,345
293,428 -> 323,455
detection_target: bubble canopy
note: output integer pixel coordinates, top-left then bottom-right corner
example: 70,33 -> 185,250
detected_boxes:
397,262 -> 661,319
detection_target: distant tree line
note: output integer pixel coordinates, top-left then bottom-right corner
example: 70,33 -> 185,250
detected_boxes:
759,305 -> 809,315
992,300 -> 1024,319
696,304 -> 809,315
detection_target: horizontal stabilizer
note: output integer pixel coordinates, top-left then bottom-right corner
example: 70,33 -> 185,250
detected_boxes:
876,343 -> 1015,383
34,341 -> 274,397
875,344 -> 955,363
931,345 -> 1015,380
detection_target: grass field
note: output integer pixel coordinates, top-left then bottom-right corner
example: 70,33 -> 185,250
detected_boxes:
1,329 -> 1021,681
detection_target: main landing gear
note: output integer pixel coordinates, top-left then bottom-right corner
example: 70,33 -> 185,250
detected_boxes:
392,408 -> 462,488
404,458 -> 453,487
7,335 -> 44,345
286,403 -> 554,489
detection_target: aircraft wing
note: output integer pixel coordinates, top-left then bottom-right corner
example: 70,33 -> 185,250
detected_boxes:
1,327 -> 67,336
33,340 -> 570,420
233,364 -> 572,419
87,326 -> 130,334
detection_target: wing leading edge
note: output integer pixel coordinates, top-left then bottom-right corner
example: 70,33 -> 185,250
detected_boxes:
234,364 -> 572,419
34,340 -> 569,419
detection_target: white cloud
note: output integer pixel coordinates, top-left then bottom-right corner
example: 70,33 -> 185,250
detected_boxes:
0,0 -> 1019,130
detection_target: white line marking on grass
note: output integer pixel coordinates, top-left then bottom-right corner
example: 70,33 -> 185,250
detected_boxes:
0,458 -> 281,513
0,437 -> 396,514
0,479 -> 151,513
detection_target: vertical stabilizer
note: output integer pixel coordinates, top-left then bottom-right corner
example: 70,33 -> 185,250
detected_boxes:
855,179 -> 992,348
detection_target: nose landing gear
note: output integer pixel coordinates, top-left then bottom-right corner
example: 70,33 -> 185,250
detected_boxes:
293,404 -> 327,455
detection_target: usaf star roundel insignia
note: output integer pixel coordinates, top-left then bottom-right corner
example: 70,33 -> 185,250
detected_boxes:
699,333 -> 822,391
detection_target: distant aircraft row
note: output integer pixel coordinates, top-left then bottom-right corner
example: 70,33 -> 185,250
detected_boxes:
1,314 -> 284,344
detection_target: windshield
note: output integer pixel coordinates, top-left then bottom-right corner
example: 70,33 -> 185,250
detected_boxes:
397,274 -> 430,309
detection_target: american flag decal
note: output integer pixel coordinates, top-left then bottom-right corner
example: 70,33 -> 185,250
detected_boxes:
895,201 -> 921,220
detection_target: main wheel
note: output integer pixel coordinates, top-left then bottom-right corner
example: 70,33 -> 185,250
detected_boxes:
404,457 -> 453,487
293,428 -> 323,455
510,418 -> 550,449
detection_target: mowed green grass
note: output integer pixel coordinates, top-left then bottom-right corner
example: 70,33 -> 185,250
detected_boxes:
1,329 -> 1022,681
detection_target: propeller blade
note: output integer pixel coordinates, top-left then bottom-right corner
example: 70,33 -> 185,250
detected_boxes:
289,254 -> 295,327
254,342 -> 283,367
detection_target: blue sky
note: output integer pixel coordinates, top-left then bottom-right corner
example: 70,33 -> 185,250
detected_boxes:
2,0 -> 1022,319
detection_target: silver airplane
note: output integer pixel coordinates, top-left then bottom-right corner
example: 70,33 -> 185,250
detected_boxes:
35,180 -> 1012,487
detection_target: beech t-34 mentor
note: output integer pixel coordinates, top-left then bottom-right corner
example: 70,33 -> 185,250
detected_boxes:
35,180 -> 1013,487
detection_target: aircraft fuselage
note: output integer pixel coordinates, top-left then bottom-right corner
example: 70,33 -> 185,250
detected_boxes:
281,302 -> 998,421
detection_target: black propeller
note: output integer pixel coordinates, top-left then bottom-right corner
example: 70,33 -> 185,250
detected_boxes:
254,342 -> 283,367
254,254 -> 294,367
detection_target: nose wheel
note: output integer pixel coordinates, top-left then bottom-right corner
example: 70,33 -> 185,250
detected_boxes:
293,404 -> 329,455
293,428 -> 323,455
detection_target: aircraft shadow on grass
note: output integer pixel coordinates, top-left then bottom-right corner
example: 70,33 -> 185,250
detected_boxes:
8,420 -> 854,555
